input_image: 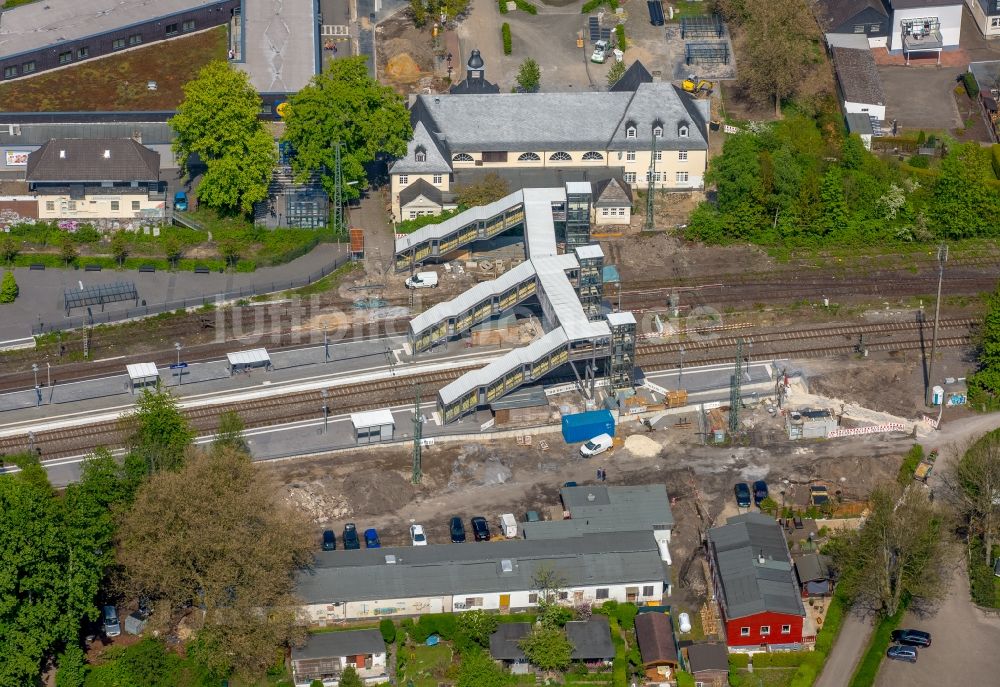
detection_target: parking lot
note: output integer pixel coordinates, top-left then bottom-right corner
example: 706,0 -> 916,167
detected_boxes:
875,562 -> 1000,687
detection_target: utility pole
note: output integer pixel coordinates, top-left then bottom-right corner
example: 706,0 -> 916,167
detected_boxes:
729,337 -> 744,436
321,389 -> 329,433
332,141 -> 344,236
925,243 -> 948,407
412,385 -> 422,485
645,127 -> 658,231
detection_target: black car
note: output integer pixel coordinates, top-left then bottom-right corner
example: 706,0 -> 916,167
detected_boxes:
890,629 -> 931,647
471,516 -> 491,541
342,523 -> 360,550
753,480 -> 769,506
450,516 -> 466,543
322,530 -> 336,551
886,645 -> 918,663
734,483 -> 752,508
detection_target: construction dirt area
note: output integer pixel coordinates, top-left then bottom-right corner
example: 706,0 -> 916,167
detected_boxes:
376,13 -> 451,95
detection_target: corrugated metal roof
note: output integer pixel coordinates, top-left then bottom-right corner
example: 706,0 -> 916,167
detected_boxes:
522,485 -> 674,540
350,409 -> 395,429
574,244 -> 604,260
125,362 -> 158,380
707,513 -> 805,619
226,348 -> 271,366
296,531 -> 667,604
606,312 -> 636,327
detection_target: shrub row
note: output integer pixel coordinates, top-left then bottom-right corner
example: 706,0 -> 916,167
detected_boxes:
614,24 -> 626,51
498,0 -> 507,13
514,0 -> 538,13
2,252 -> 249,272
581,0 -> 618,12
395,208 -> 461,234
502,23 -> 512,55
963,71 -> 980,98
897,444 -> 924,485
784,590 -> 847,687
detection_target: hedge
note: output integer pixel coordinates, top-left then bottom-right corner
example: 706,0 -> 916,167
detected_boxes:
992,144 -> 1000,180
395,208 -> 461,234
897,444 -> 923,485
728,653 -> 750,670
963,71 -> 980,98
498,0 -> 508,12
513,0 -> 537,13
581,0 -> 618,12
614,24 -> 626,51
502,23 -> 512,55
786,589 -> 847,687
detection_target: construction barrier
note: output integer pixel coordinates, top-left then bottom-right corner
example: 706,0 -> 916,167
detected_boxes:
827,423 -> 907,438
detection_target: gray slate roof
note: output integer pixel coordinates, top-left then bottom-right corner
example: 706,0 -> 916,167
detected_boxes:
390,121 -> 452,175
0,120 -> 175,146
25,139 -> 160,182
296,530 -> 666,605
291,629 -> 385,662
890,0 -> 962,8
489,622 -> 530,660
408,82 -> 708,158
593,177 -> 633,207
687,642 -> 729,673
610,61 -> 654,92
635,612 -> 678,665
794,553 -> 832,583
831,47 -> 886,106
846,112 -> 875,136
812,0 -> 888,33
398,178 -> 444,207
521,485 -> 673,540
567,616 -> 615,660
707,512 -> 805,620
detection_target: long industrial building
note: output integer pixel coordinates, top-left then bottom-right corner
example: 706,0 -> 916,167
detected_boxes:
395,182 -> 637,422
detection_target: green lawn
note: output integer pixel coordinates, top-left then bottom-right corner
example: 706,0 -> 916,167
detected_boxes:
729,667 -> 798,687
399,642 -> 453,687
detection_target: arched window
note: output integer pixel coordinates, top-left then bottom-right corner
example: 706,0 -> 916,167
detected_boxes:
549,151 -> 572,161
678,123 -> 689,138
652,126 -> 663,138
582,151 -> 603,161
452,153 -> 474,162
517,152 -> 541,161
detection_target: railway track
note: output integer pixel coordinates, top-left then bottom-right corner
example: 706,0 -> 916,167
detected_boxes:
0,317 -> 978,461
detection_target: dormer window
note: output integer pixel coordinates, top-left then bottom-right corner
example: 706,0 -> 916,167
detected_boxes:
653,126 -> 663,138
626,126 -> 637,139
414,145 -> 426,163
678,124 -> 689,138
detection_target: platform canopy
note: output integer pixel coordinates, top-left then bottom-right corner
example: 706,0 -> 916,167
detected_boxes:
350,409 -> 396,431
226,348 -> 271,368
126,362 -> 158,381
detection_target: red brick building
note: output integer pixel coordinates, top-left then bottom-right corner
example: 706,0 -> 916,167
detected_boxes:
707,513 -> 806,652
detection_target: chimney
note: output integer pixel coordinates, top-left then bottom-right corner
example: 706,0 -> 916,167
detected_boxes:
103,150 -> 111,159
59,150 -> 66,159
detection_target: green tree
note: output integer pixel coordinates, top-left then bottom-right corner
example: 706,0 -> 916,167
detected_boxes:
119,388 -> 195,473
0,234 -> 18,264
455,172 -> 511,208
170,61 -> 276,215
54,643 -> 87,687
410,0 -> 427,26
945,430 -> 1000,560
516,58 -> 541,93
819,167 -> 847,236
60,236 -> 78,266
109,231 -> 130,267
116,448 -> 313,680
83,638 -> 182,687
162,235 -> 183,267
213,409 -> 248,453
339,666 -> 363,687
0,270 -> 17,303
518,625 -> 573,671
828,482 -> 946,617
457,648 -> 514,687
968,282 -> 1000,408
841,133 -> 866,171
606,60 -> 626,87
456,609 -> 498,647
379,618 -> 397,643
931,143 -> 1000,239
218,238 -> 241,269
282,57 -> 411,202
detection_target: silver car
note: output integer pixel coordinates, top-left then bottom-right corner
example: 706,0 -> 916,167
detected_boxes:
103,605 -> 121,637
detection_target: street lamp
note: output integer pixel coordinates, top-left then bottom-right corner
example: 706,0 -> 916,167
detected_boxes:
31,363 -> 38,388
174,342 -> 182,386
321,389 -> 329,434
32,363 -> 40,406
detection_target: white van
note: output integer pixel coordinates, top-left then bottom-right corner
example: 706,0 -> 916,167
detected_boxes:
405,271 -> 439,289
499,513 -> 518,539
580,433 -> 613,457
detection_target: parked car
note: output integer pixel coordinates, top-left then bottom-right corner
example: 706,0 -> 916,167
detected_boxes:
499,513 -> 518,538
563,481 -> 578,488
734,482 -> 752,508
471,516 -> 491,541
364,528 -> 381,549
103,605 -> 121,637
173,191 -> 188,212
450,516 -> 466,543
322,529 -> 336,551
405,271 -> 438,289
410,524 -> 427,546
891,629 -> 931,647
343,523 -> 360,550
753,480 -> 769,505
591,40 -> 609,63
580,433 -> 613,457
886,645 -> 918,663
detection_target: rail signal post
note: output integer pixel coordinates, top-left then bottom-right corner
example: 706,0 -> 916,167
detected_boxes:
924,244 -> 947,407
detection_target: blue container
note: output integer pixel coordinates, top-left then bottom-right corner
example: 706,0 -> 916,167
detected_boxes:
562,410 -> 616,444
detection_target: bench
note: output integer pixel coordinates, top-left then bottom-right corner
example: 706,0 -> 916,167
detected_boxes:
138,264 -> 155,273
29,263 -> 45,271
84,264 -> 102,272
194,266 -> 210,274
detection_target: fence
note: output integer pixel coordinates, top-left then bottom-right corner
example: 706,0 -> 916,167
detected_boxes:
32,254 -> 352,335
827,423 -> 907,438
